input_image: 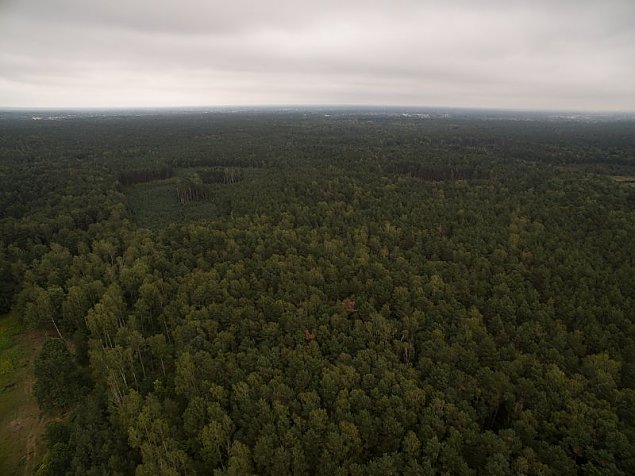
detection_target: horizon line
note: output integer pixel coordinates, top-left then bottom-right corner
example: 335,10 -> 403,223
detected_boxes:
2,104 -> 635,115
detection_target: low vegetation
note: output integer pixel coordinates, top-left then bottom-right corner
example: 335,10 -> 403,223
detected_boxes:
0,314 -> 49,475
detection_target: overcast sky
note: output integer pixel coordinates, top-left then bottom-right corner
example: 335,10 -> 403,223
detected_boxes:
1,0 -> 633,110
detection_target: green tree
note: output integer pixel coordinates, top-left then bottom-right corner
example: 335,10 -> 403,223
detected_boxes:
34,339 -> 89,411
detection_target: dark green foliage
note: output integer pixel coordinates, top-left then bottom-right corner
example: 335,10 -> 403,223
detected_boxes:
45,422 -> 71,447
385,160 -> 488,181
199,167 -> 244,184
43,443 -> 74,476
34,339 -> 89,411
67,391 -> 140,475
41,423 -> 73,476
1,110 -> 634,474
175,176 -> 212,203
39,394 -> 139,476
118,166 -> 174,186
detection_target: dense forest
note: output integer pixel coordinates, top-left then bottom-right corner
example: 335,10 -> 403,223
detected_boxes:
1,110 -> 634,475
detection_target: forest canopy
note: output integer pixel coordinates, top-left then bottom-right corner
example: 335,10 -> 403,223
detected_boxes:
1,110 -> 634,475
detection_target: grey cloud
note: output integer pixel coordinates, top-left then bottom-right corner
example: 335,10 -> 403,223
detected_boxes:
0,0 -> 633,110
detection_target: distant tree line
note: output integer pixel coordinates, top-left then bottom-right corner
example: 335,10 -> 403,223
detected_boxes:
118,166 -> 174,186
199,168 -> 244,184
385,160 -> 489,181
175,156 -> 265,169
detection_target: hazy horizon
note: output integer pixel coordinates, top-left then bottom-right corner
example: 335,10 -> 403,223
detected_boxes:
2,105 -> 634,117
1,0 -> 634,111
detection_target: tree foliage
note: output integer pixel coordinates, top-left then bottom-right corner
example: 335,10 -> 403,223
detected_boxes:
34,339 -> 89,411
1,110 -> 634,474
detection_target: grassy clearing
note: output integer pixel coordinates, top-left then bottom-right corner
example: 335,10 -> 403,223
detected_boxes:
125,167 -> 268,229
0,313 -> 48,475
0,315 -> 23,388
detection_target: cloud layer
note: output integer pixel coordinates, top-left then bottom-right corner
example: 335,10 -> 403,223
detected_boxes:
1,0 -> 634,110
